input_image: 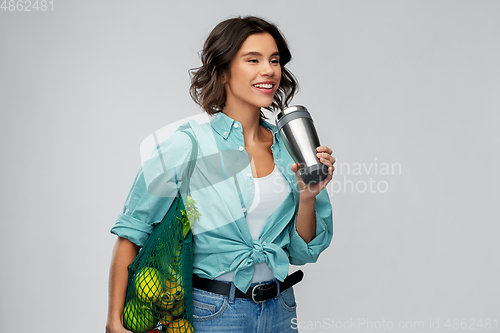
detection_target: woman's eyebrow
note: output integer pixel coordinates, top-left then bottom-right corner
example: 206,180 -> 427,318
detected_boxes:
241,51 -> 280,57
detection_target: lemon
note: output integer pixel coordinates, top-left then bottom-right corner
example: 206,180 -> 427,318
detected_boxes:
166,318 -> 194,333
123,298 -> 156,333
134,267 -> 164,303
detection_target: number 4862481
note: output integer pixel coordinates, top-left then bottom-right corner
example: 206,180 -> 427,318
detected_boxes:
444,318 -> 498,330
1,0 -> 54,11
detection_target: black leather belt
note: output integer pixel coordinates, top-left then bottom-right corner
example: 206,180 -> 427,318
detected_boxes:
192,270 -> 304,303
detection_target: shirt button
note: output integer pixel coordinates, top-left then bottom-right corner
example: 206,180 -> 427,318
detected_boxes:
234,123 -> 239,128
246,173 -> 252,177
242,208 -> 247,213
223,131 -> 227,136
239,146 -> 244,151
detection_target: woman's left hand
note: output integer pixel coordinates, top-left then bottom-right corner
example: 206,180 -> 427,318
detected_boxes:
290,145 -> 335,201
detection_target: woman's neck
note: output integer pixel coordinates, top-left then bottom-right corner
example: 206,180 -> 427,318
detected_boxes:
223,105 -> 264,143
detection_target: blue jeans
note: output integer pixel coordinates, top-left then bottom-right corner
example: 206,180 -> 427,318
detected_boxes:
192,279 -> 298,332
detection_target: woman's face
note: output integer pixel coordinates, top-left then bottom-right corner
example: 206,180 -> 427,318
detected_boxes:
224,32 -> 282,111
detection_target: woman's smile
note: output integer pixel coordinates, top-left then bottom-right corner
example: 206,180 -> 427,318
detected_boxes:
252,81 -> 276,94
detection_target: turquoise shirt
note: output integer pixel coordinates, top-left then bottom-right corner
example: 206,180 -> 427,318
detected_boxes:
111,112 -> 333,293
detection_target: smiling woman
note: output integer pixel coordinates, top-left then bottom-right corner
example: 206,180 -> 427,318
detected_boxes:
106,15 -> 335,333
189,16 -> 298,120
223,33 -> 282,110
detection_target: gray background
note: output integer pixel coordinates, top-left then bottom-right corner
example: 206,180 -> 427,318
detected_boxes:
1,0 -> 499,332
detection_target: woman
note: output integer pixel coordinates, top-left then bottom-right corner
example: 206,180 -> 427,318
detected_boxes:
106,16 -> 335,333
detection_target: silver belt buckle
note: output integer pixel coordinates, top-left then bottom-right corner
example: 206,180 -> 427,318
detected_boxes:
251,283 -> 266,303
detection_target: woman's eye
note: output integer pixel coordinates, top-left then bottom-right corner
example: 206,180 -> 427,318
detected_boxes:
248,59 -> 258,63
271,59 -> 279,64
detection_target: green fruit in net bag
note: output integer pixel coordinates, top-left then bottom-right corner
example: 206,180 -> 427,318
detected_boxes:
134,267 -> 164,303
165,263 -> 183,284
123,299 -> 156,332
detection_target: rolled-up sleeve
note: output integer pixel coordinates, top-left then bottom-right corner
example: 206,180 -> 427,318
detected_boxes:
287,188 -> 333,265
110,130 -> 193,247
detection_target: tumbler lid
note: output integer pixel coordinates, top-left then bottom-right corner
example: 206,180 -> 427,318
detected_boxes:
275,105 -> 312,131
276,105 -> 308,122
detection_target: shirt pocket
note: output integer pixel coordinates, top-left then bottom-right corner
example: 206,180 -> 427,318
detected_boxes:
192,288 -> 229,321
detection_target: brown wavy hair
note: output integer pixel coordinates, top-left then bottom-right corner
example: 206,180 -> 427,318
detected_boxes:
189,16 -> 298,119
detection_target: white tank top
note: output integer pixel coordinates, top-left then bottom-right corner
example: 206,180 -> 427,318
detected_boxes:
216,164 -> 290,283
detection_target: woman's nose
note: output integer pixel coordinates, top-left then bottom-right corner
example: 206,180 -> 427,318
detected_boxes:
260,62 -> 275,76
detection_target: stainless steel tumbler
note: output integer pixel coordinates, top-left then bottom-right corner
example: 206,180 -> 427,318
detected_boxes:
276,105 -> 329,184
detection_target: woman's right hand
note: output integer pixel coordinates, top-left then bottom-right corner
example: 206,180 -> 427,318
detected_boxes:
105,321 -> 133,333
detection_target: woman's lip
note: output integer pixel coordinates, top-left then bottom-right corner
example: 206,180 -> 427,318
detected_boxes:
254,81 -> 276,85
252,85 -> 275,94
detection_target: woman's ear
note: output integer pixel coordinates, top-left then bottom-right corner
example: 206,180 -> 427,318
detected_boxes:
221,70 -> 230,85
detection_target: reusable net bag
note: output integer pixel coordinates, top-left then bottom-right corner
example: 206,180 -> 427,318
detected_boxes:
123,131 -> 199,333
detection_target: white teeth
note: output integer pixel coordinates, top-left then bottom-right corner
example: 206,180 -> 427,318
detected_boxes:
253,83 -> 273,89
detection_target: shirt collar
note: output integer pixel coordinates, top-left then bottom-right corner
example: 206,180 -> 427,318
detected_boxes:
210,111 -> 280,142
210,112 -> 235,139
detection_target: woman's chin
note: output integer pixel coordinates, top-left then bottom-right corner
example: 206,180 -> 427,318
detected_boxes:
255,97 -> 275,109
